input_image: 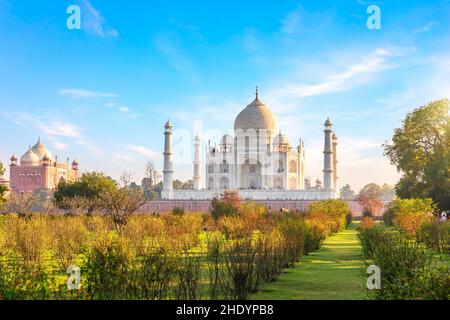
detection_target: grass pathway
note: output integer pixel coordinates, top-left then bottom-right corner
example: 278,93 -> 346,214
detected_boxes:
251,223 -> 367,300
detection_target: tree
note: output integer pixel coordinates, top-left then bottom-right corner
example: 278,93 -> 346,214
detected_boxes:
380,183 -> 395,201
357,183 -> 383,215
4,192 -> 38,220
98,187 -> 146,234
142,161 -> 162,200
383,99 -> 450,211
54,171 -> 116,212
173,179 -> 194,190
339,184 -> 355,200
59,196 -> 88,216
0,161 -> 7,204
210,190 -> 241,220
145,161 -> 161,188
119,171 -> 134,188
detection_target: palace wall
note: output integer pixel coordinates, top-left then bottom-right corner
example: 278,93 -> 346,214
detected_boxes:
161,189 -> 337,201
139,199 -> 387,217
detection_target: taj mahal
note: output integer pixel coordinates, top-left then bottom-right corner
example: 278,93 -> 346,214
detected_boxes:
161,89 -> 339,201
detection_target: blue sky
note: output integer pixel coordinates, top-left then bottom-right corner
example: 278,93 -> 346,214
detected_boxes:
0,0 -> 449,191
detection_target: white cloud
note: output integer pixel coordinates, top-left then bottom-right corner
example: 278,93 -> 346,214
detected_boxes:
81,0 -> 119,37
413,21 -> 436,33
281,9 -> 301,34
50,141 -> 68,151
2,111 -> 101,156
118,106 -> 131,113
125,144 -> 160,158
59,88 -> 118,99
275,47 -> 412,98
114,153 -> 135,162
38,121 -> 82,139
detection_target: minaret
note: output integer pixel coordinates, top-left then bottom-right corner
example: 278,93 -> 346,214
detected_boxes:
332,133 -> 338,192
323,117 -> 334,191
162,120 -> 174,199
193,134 -> 202,190
297,139 -> 305,189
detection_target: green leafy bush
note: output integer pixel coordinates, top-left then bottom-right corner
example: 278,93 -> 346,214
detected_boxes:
82,237 -> 132,300
0,251 -> 56,300
171,207 -> 185,216
359,226 -> 450,300
418,219 -> 450,253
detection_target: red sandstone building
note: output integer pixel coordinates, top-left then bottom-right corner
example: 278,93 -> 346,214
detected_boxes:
9,139 -> 79,193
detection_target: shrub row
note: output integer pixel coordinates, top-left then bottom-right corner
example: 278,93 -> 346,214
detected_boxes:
382,198 -> 450,253
0,199 -> 352,300
359,224 -> 450,300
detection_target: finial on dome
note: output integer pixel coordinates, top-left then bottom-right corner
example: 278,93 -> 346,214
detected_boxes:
255,86 -> 259,99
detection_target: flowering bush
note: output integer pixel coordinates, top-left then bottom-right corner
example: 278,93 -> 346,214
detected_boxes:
383,198 -> 436,237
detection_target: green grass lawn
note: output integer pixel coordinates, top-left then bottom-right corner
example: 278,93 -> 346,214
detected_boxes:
250,223 -> 367,300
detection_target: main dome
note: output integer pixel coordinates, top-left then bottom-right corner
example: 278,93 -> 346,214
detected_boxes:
31,138 -> 53,162
20,148 -> 40,166
234,94 -> 279,132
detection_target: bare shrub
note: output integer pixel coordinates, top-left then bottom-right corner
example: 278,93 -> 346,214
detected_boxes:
174,250 -> 203,300
218,216 -> 252,240
122,215 -> 166,256
206,232 -> 224,299
3,215 -> 49,267
38,199 -> 58,215
278,217 -> 305,267
50,216 -> 86,271
255,229 -> 285,283
5,192 -> 38,220
127,246 -> 179,300
98,188 -> 146,234
59,196 -> 88,216
83,215 -> 113,234
221,237 -> 257,300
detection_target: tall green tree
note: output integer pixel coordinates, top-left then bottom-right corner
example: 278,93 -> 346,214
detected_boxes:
54,171 -> 116,212
384,99 -> 450,211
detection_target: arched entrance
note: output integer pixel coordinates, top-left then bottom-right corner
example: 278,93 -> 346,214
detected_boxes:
240,159 -> 262,189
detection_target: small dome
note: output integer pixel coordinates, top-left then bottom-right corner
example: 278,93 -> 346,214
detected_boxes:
31,138 -> 53,163
72,159 -> 78,164
220,134 -> 233,146
273,132 -> 290,146
234,92 -> 279,133
20,148 -> 40,166
324,117 -> 332,125
10,154 -> 17,161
